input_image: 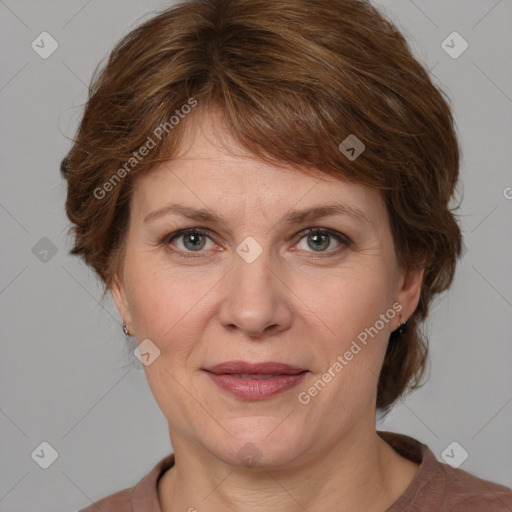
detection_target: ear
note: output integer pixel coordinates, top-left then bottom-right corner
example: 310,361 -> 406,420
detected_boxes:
111,273 -> 133,334
394,266 -> 425,328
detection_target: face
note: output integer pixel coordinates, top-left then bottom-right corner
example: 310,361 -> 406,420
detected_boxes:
112,113 -> 423,470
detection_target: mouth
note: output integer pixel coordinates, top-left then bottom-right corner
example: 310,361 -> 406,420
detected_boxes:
203,361 -> 308,400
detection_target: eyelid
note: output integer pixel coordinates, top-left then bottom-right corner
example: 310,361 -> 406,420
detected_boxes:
163,226 -> 351,257
162,227 -> 218,248
298,227 -> 352,245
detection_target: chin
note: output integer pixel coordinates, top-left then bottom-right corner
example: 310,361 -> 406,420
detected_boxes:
205,416 -> 308,470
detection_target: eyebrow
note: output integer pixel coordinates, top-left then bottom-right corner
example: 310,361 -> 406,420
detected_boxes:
144,202 -> 372,226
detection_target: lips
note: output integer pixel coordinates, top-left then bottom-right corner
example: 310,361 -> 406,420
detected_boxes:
204,361 -> 306,375
203,361 -> 308,400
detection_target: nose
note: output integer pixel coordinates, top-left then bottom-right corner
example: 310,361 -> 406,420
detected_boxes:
217,248 -> 293,339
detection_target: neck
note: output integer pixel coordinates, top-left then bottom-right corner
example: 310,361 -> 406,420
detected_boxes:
158,421 -> 418,512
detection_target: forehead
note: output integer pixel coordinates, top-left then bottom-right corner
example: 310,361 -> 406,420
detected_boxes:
130,113 -> 386,225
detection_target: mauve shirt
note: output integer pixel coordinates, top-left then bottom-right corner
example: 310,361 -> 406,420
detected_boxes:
78,431 -> 512,511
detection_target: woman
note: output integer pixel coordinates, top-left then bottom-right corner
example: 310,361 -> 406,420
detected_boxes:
61,0 -> 512,510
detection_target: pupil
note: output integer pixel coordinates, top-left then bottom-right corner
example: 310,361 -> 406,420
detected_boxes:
185,233 -> 205,250
309,233 -> 329,251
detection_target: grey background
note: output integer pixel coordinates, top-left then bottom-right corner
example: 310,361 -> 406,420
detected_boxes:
0,1 -> 511,510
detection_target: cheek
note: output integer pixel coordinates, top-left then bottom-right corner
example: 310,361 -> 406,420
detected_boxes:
309,263 -> 395,343
303,264 -> 396,399
125,248 -> 396,354
124,255 -> 220,353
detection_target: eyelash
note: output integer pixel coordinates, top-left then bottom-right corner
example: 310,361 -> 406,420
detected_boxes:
161,227 -> 351,260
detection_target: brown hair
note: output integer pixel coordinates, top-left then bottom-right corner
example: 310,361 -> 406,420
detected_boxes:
61,0 -> 463,413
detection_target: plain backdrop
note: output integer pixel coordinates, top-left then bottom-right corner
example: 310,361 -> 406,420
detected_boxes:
0,1 -> 511,510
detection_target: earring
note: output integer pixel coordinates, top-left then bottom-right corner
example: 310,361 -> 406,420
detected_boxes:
390,314 -> 407,341
397,314 -> 407,335
122,321 -> 130,337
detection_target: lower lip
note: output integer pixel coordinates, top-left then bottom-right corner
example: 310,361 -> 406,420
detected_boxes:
205,371 -> 307,400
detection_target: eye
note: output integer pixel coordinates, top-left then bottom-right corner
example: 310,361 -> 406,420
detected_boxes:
295,228 -> 350,256
162,227 -> 351,259
164,228 -> 217,258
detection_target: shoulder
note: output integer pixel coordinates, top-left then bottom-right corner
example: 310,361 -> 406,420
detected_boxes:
78,487 -> 134,512
378,430 -> 512,512
76,452 -> 175,512
437,461 -> 512,511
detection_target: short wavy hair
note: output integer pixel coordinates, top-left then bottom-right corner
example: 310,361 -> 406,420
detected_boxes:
61,0 -> 463,413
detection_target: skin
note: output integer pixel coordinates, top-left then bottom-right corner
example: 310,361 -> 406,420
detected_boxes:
112,113 -> 424,512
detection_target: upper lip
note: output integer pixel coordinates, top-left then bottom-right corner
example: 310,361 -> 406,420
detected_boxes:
203,361 -> 307,375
